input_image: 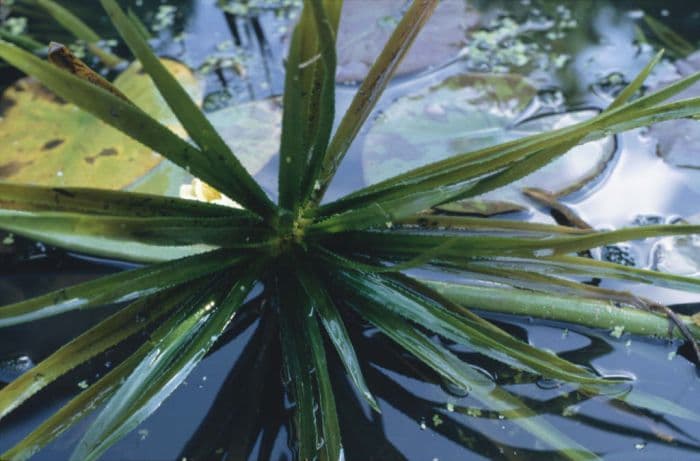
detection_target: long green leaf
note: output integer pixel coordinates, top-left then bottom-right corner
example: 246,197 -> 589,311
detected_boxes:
0,210 -> 273,248
0,281 -> 199,421
279,0 -> 340,212
335,268 -> 608,385
418,278 -> 700,420
0,248 -> 243,327
99,0 -> 275,220
309,185 -> 465,234
296,266 -> 380,412
516,255 -> 700,294
277,3 -> 308,211
277,276 -> 320,461
2,341 -> 148,461
306,0 -> 439,208
396,213 -> 590,236
304,301 -> 342,461
606,49 -> 664,111
419,279 -> 700,341
299,0 -> 342,206
326,224 -> 700,259
0,182 -> 242,217
351,293 -> 599,461
0,29 -> 43,50
70,268 -> 260,461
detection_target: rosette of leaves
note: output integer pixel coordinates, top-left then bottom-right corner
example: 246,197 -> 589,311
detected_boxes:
1,1 -> 700,460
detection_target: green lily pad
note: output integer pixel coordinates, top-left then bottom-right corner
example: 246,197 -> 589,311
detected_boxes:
652,215 -> 700,277
205,97 -> 281,179
361,72 -> 616,209
649,50 -> 700,169
129,97 -> 282,198
336,0 -> 479,83
0,59 -> 202,192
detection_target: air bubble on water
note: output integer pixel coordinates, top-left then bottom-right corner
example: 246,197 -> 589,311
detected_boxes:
536,378 -> 561,390
0,355 -> 35,382
441,379 -> 471,398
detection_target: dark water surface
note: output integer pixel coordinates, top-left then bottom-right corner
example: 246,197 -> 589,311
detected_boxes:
2,1 -> 700,460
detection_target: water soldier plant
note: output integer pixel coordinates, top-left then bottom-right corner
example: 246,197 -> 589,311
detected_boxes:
1,0 -> 700,460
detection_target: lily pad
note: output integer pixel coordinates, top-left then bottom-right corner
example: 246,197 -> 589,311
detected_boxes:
652,215 -> 700,277
0,59 -> 202,192
129,97 -> 282,197
361,72 -> 616,209
649,50 -> 700,169
205,96 -> 281,178
336,0 -> 479,83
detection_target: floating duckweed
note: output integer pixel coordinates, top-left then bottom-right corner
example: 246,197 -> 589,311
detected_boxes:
610,325 -> 625,338
466,407 -> 482,417
2,233 -> 14,245
562,405 -> 580,417
152,5 -> 177,32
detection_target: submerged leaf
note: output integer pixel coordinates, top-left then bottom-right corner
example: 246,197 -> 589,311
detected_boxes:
336,0 -> 479,82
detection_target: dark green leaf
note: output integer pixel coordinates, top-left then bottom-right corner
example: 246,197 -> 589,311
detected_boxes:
297,266 -> 380,412
606,50 -> 664,111
335,268 -> 608,385
277,276 -> 320,461
0,248 -> 244,327
0,282 -> 199,421
70,268 -> 261,461
305,300 -> 342,461
0,182 -> 240,217
350,291 -> 598,461
0,210 -> 273,248
306,0 -> 439,207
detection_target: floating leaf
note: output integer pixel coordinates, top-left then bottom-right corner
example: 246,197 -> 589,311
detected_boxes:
0,59 -> 201,192
650,50 -> 700,169
135,93 -> 281,197
361,73 -> 616,209
336,0 -> 479,82
205,97 -> 281,183
652,214 -> 700,277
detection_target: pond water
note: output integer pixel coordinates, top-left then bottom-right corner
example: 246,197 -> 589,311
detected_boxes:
1,0 -> 700,460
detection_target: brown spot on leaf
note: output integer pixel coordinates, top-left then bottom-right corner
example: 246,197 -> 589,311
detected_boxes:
85,148 -> 118,164
42,139 -> 65,151
0,160 -> 33,179
0,97 -> 16,116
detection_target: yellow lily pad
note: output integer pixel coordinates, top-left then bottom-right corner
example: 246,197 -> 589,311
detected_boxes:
0,59 -> 202,190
